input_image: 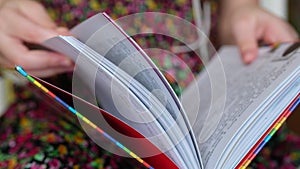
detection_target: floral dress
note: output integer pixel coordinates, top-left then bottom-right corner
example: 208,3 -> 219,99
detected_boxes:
0,0 -> 299,169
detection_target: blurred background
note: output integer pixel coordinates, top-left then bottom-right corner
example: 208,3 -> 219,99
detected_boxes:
288,0 -> 300,34
260,0 -> 300,34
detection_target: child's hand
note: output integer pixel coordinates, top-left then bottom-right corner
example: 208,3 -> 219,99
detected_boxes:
0,0 -> 73,77
219,1 -> 298,64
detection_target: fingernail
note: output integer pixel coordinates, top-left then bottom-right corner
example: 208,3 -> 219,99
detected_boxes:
60,59 -> 73,66
243,53 -> 254,64
56,27 -> 71,36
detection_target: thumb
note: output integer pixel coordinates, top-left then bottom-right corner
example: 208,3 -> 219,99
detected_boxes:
232,20 -> 258,64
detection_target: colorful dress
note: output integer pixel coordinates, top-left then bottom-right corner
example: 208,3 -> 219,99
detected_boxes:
0,0 -> 300,169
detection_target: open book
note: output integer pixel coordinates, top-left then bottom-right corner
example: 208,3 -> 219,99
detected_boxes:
17,13 -> 300,169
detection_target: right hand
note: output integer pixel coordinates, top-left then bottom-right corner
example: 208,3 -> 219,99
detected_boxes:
0,0 -> 73,77
219,0 -> 298,64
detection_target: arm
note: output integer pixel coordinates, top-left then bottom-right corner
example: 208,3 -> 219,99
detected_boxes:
219,0 -> 298,63
0,0 -> 73,77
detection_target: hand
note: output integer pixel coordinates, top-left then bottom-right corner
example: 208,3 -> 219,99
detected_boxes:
219,1 -> 298,64
0,0 -> 73,77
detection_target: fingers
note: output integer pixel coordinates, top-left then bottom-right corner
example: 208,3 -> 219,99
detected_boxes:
0,34 -> 73,77
0,0 -> 72,77
19,50 -> 73,70
0,35 -> 73,70
17,0 -> 57,29
2,10 -> 58,43
221,4 -> 299,64
263,15 -> 299,44
0,50 -> 73,78
232,15 -> 258,64
26,66 -> 74,78
0,0 -> 62,44
0,0 -> 70,44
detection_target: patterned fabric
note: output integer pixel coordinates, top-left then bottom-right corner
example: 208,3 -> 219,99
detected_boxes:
0,0 -> 300,169
0,86 -> 144,169
42,0 -> 195,27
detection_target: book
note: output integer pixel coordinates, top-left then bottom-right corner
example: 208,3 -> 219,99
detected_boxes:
16,12 -> 300,169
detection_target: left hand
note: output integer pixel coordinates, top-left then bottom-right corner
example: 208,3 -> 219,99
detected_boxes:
0,0 -> 73,77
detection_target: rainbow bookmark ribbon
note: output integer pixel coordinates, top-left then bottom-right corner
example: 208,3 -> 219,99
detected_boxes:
15,66 -> 154,169
237,93 -> 300,169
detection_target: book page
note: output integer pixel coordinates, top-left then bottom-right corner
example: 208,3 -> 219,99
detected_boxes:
181,44 -> 300,168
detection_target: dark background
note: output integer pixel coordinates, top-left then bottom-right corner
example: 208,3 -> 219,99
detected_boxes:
289,0 -> 300,34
